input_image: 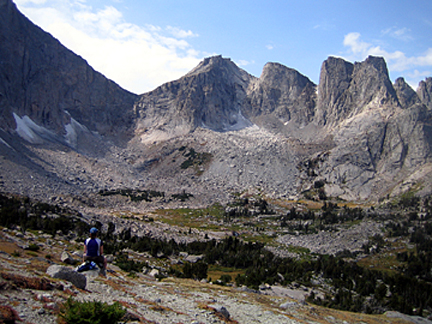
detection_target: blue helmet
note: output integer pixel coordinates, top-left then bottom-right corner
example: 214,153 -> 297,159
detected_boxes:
90,227 -> 98,234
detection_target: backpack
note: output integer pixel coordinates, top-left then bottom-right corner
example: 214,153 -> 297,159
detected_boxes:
77,261 -> 97,272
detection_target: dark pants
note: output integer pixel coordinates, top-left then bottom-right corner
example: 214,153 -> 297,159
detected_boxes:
84,255 -> 105,267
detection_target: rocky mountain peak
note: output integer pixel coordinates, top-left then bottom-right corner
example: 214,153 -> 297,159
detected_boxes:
133,56 -> 254,142
316,55 -> 399,127
316,56 -> 354,126
185,55 -> 252,87
246,62 -> 316,126
418,77 -> 432,110
186,55 -> 232,74
359,55 -> 390,75
394,77 -> 420,109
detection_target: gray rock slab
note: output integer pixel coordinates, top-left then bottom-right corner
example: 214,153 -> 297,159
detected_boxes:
46,265 -> 86,290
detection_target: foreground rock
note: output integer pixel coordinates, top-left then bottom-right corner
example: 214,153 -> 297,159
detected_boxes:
46,265 -> 86,290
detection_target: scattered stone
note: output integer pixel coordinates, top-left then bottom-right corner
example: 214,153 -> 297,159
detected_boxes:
185,255 -> 204,263
149,269 -> 159,277
280,301 -> 298,309
105,254 -> 114,263
72,251 -> 83,259
259,283 -> 271,290
60,251 -> 76,265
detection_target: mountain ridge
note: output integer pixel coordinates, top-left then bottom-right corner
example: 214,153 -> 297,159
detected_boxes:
1,0 -> 432,203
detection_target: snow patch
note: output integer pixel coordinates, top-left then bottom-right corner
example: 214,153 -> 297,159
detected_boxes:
13,113 -> 56,144
224,111 -> 253,131
65,117 -> 89,147
201,110 -> 254,132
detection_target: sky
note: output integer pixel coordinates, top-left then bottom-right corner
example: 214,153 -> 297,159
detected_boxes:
14,0 -> 432,94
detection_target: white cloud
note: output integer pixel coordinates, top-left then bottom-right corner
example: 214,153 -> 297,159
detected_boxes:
236,59 -> 255,67
381,27 -> 413,42
15,0 -> 47,4
266,44 -> 274,50
342,32 -> 432,87
166,26 -> 198,39
343,32 -> 373,56
15,0 -> 202,94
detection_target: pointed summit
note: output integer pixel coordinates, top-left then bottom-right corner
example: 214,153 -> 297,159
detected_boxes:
418,77 -> 432,110
134,56 -> 254,142
247,62 -> 316,126
185,55 -> 253,87
394,77 -> 420,109
316,56 -> 399,126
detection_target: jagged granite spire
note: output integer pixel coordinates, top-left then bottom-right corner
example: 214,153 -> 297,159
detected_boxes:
315,56 -> 354,126
418,77 -> 432,110
316,56 -> 399,126
394,77 -> 421,109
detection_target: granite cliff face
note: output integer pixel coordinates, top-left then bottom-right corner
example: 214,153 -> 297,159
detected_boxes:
0,0 -> 137,147
316,56 -> 400,127
133,56 -> 254,144
246,62 -> 316,126
1,0 -> 432,203
418,77 -> 432,110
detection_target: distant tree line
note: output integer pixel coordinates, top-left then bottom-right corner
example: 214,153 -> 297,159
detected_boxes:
98,189 -> 193,202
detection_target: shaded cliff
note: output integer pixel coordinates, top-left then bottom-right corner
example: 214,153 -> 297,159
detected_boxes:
0,0 -> 138,145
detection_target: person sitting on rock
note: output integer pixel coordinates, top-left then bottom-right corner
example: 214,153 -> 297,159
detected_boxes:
83,227 -> 107,274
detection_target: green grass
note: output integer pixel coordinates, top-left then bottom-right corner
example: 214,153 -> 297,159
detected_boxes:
356,238 -> 410,273
155,204 -> 225,230
287,245 -> 311,255
207,265 -> 245,283
242,232 -> 277,245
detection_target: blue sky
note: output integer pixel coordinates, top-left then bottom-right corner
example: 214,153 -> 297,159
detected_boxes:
14,0 -> 432,94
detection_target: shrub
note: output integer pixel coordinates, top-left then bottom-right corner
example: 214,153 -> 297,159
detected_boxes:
0,305 -> 21,323
114,252 -> 145,273
59,298 -> 126,324
27,244 -> 40,252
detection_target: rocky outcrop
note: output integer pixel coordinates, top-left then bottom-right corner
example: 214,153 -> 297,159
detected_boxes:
134,56 -> 254,143
315,56 -> 354,126
246,62 -> 316,126
0,0 -> 137,145
316,56 -> 399,127
394,77 -> 421,109
418,77 -> 432,110
46,265 -> 87,289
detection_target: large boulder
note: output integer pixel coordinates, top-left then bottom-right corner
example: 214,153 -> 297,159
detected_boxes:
185,254 -> 204,263
46,265 -> 86,290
